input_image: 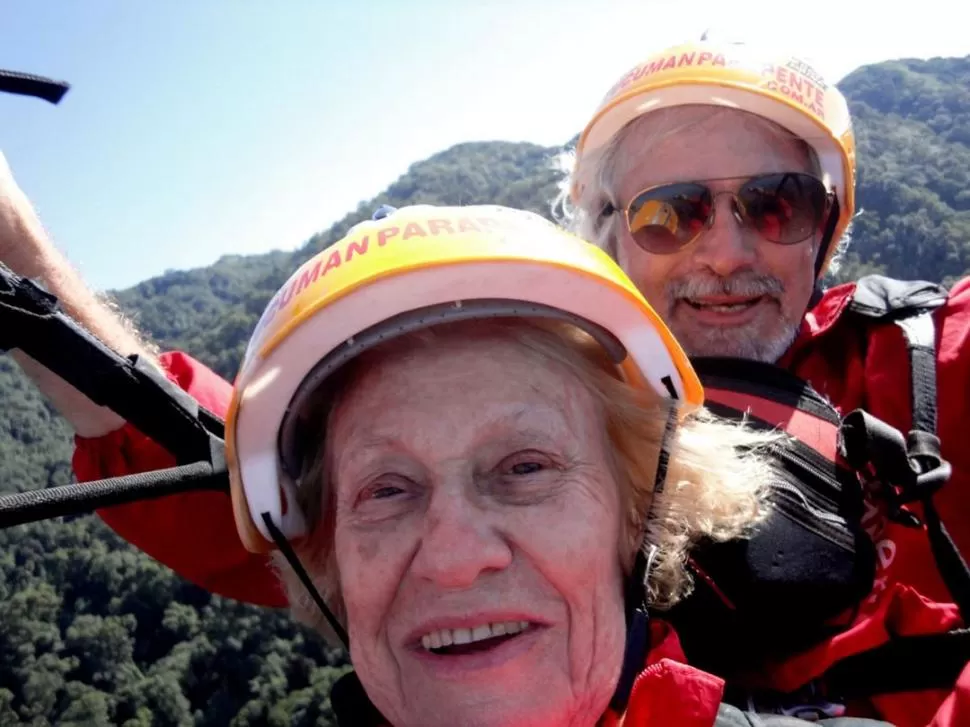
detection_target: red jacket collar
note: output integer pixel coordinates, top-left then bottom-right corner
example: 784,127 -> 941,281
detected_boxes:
779,282 -> 857,367
600,620 -> 725,727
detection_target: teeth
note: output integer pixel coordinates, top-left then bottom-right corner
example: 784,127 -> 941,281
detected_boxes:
688,300 -> 757,313
695,303 -> 751,313
420,621 -> 530,651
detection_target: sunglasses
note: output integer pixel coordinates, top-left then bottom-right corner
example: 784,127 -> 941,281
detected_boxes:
616,173 -> 831,255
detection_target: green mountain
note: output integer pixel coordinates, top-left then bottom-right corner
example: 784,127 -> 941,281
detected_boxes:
835,56 -> 970,286
1,54 -> 969,726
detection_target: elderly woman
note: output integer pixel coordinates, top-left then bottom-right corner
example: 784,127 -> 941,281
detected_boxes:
223,203 -> 780,726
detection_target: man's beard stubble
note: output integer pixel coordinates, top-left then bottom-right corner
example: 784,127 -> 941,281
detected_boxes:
664,271 -> 800,363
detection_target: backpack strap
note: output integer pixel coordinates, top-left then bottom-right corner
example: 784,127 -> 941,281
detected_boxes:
842,274 -> 970,620
812,275 -> 970,697
846,274 -> 946,437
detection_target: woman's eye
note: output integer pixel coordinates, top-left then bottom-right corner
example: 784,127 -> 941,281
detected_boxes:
490,452 -> 562,504
356,477 -> 410,505
501,451 -> 555,477
370,484 -> 405,499
510,461 -> 543,476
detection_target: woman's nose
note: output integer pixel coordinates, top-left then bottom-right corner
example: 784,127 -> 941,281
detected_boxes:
409,484 -> 513,589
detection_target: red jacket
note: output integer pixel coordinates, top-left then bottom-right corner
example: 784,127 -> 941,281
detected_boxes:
603,621 -> 725,727
74,276 -> 970,727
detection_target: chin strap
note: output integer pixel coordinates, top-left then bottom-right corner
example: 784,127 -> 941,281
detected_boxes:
609,547 -> 658,714
609,403 -> 679,713
813,196 -> 841,281
260,513 -> 349,648
259,515 -> 395,726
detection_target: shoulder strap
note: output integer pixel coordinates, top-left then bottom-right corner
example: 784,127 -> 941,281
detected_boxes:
819,275 -> 970,695
847,274 -> 948,319
847,274 -> 947,436
842,274 -> 970,618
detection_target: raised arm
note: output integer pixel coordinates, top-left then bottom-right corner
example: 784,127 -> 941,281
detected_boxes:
0,150 -> 284,607
0,150 -> 159,437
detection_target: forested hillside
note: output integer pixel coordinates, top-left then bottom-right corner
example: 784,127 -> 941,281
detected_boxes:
835,56 -> 970,285
1,54 -> 969,726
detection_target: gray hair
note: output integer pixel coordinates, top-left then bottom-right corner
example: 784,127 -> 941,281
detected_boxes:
552,105 -> 851,276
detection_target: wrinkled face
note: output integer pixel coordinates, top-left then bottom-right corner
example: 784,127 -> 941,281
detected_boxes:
328,335 -> 627,727
612,110 -> 820,362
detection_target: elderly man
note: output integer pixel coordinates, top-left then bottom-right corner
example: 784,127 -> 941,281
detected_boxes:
560,36 -> 970,727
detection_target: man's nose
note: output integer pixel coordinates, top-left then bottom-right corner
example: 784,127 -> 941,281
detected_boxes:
691,195 -> 758,276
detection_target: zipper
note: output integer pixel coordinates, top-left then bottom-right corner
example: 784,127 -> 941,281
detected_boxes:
769,441 -> 857,511
767,439 -> 866,552
766,483 -> 856,552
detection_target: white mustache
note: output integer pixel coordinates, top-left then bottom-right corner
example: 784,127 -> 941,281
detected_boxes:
667,272 -> 785,302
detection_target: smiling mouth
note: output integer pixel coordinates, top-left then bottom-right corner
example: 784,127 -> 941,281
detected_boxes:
420,621 -> 532,656
683,296 -> 766,314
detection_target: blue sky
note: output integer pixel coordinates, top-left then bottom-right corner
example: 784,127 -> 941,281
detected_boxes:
1,1 -> 967,292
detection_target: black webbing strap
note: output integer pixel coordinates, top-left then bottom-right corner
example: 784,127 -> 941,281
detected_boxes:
0,462 -> 228,529
0,68 -> 70,104
0,262 -> 230,530
893,311 -> 970,624
839,309 -> 970,622
895,311 -> 940,435
841,406 -> 970,622
816,293 -> 970,696
842,276 -> 970,619
0,263 -> 223,466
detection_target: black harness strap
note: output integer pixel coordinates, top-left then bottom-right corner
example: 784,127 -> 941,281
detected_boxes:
0,263 -> 223,466
841,275 -> 970,620
0,68 -> 70,104
897,313 -> 940,435
610,400 -> 680,714
0,263 -> 228,529
815,275 -> 970,697
0,462 -> 227,529
893,310 -> 970,621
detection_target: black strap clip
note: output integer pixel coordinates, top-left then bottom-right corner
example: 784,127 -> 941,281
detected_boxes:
840,409 -> 950,528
